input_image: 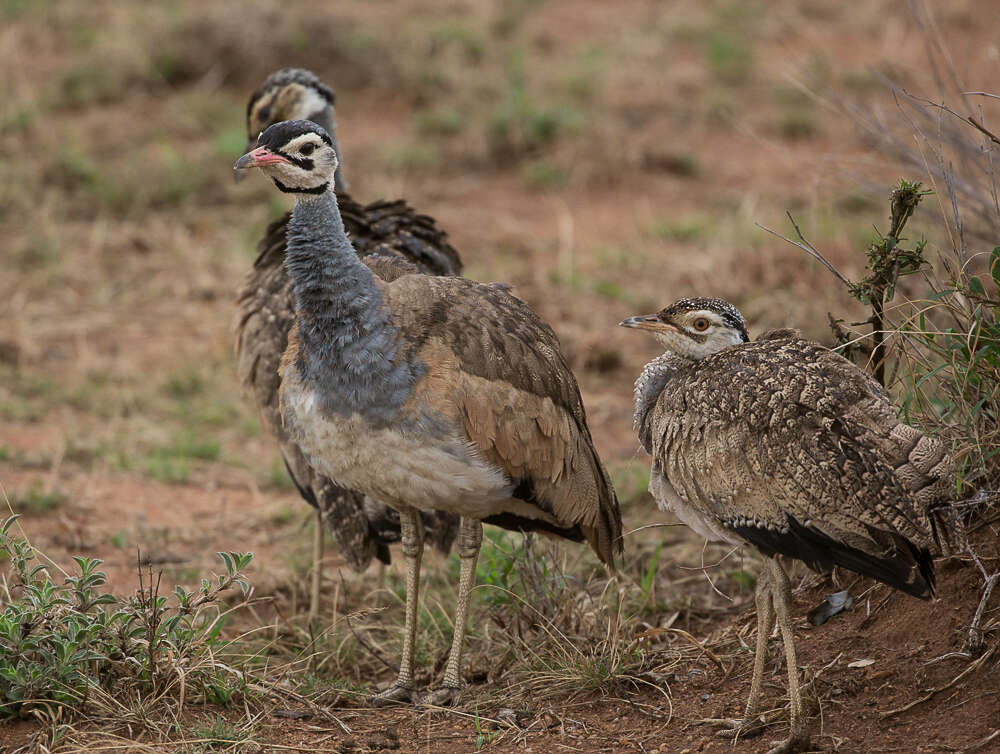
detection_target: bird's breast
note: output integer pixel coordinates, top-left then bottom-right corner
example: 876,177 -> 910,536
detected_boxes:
649,466 -> 741,546
279,365 -> 512,515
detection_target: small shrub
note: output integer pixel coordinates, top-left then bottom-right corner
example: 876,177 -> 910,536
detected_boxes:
0,515 -> 254,719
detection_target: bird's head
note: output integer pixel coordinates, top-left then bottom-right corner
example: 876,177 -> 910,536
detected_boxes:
237,68 -> 337,184
619,297 -> 749,360
234,120 -> 339,195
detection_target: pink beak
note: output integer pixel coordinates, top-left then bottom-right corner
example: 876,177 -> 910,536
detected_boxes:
234,146 -> 288,172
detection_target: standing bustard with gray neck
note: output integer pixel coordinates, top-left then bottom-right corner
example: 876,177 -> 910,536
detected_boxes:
621,297 -> 959,754
236,121 -> 622,706
234,68 -> 462,623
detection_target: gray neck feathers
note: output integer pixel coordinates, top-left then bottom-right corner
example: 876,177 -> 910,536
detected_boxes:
285,190 -> 418,423
305,104 -> 348,192
633,352 -> 690,453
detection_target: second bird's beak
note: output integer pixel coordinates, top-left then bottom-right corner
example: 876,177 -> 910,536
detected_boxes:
619,314 -> 675,333
233,146 -> 288,180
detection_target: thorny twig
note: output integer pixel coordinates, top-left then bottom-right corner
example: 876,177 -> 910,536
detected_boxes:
756,214 -> 852,288
965,545 -> 1000,656
879,643 -> 996,719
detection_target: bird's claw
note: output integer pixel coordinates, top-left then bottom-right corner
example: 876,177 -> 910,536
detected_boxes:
765,729 -> 810,754
367,682 -> 414,707
417,684 -> 461,707
712,716 -> 766,740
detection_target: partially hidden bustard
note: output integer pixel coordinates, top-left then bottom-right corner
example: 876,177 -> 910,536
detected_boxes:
621,297 -> 959,754
236,120 -> 622,706
234,68 -> 462,623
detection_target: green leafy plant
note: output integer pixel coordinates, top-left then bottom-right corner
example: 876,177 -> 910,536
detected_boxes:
0,515 -> 253,719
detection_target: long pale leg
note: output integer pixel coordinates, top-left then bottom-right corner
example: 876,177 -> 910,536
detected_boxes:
369,506 -> 424,706
720,564 -> 774,740
308,508 -> 324,623
421,517 -> 482,706
744,564 -> 775,725
766,559 -> 811,754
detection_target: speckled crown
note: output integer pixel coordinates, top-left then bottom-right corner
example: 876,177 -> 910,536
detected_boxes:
661,297 -> 749,342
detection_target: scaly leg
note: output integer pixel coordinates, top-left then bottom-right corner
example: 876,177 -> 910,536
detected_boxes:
308,508 -> 324,623
766,559 -> 810,754
719,563 -> 774,740
421,517 -> 482,706
369,506 -> 424,706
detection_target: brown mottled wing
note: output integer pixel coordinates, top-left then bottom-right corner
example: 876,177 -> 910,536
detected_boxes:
356,199 -> 463,276
233,192 -> 463,568
647,335 -> 956,596
386,275 -> 623,568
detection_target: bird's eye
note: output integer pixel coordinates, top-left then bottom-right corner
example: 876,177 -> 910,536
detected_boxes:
693,318 -> 710,331
300,143 -> 316,156
257,106 -> 271,123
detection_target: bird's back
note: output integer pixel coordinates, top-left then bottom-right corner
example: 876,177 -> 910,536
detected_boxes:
233,194 -> 463,567
643,332 -> 957,597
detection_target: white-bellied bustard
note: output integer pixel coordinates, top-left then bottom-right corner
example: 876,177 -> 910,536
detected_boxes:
621,297 -> 959,754
235,120 -> 622,705
233,69 -> 462,622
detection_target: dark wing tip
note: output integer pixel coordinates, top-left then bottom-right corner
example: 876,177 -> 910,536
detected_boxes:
731,515 -> 935,599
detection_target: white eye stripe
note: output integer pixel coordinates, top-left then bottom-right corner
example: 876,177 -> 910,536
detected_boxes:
283,133 -> 324,153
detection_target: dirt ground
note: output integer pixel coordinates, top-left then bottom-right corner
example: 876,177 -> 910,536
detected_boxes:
1,0 -> 999,751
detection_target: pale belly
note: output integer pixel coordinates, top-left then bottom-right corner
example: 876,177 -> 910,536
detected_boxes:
649,468 -> 742,547
282,379 -> 514,518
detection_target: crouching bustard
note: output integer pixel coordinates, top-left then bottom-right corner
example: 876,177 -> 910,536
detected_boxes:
621,297 -> 959,754
236,120 -> 622,706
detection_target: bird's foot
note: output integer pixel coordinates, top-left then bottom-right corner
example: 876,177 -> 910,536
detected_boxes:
766,728 -> 810,754
367,681 -> 414,707
711,715 -> 767,740
417,684 -> 461,707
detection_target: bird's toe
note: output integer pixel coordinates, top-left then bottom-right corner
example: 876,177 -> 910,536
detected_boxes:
368,682 -> 415,707
766,729 -> 811,754
712,716 -> 766,740
417,684 -> 461,707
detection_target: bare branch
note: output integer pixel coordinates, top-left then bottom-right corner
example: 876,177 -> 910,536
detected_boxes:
755,214 -> 853,289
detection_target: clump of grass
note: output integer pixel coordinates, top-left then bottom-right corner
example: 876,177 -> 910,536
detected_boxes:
521,159 -> 568,191
704,29 -> 753,83
641,149 -> 700,178
564,45 -> 607,101
56,62 -> 126,109
383,143 -> 439,172
415,107 -> 468,136
191,713 -> 255,750
0,515 -> 253,721
430,20 -> 485,63
489,50 -> 585,157
778,109 -> 821,141
144,430 -> 221,484
10,482 -> 65,515
643,218 -> 707,243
